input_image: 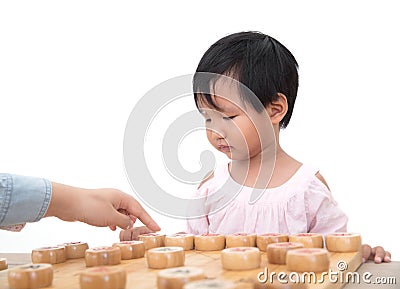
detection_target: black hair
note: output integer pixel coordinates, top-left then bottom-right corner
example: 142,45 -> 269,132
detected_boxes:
193,31 -> 298,128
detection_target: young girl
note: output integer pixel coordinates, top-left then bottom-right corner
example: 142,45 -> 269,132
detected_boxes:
120,31 -> 390,263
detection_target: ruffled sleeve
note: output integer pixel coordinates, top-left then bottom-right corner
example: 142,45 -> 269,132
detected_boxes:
185,185 -> 210,234
185,164 -> 230,234
305,176 -> 348,234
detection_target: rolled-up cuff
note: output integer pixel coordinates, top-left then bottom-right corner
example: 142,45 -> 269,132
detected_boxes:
0,173 -> 52,227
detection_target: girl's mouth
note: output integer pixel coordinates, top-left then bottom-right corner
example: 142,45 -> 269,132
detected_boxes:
218,144 -> 231,152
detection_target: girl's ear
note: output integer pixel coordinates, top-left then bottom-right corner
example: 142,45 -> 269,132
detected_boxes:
266,93 -> 288,125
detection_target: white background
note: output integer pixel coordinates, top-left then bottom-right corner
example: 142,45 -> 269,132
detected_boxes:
1,1 -> 399,260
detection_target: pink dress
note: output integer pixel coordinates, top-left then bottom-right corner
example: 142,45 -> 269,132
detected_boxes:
186,162 -> 348,235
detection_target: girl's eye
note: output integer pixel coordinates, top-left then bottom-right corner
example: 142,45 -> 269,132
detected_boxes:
223,115 -> 237,120
205,119 -> 211,123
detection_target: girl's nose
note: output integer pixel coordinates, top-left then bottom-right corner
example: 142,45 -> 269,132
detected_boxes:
208,126 -> 226,139
206,118 -> 227,139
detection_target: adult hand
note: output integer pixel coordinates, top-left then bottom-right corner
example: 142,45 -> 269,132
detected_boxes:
45,183 -> 160,231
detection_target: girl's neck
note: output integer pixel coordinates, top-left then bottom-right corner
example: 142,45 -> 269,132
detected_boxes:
229,145 -> 301,189
229,145 -> 277,189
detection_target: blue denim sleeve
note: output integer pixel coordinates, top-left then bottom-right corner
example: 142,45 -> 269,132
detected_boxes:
0,173 -> 52,227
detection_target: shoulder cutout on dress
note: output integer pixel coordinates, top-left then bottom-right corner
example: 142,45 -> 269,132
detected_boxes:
315,172 -> 330,191
198,171 -> 215,189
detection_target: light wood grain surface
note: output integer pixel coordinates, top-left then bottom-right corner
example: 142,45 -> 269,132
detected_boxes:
3,250 -> 391,289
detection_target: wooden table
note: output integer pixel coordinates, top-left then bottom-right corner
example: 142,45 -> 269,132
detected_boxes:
0,252 -> 398,288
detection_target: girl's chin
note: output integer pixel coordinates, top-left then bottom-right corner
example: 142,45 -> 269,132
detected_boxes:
226,154 -> 251,161
217,148 -> 253,161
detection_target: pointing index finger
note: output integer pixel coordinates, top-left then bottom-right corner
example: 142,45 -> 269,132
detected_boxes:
126,198 -> 161,231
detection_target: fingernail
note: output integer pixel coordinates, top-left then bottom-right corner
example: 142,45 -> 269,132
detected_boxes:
362,258 -> 366,263
375,257 -> 382,263
385,256 -> 391,262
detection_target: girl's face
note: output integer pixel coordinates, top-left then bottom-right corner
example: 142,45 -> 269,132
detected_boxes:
197,79 -> 274,161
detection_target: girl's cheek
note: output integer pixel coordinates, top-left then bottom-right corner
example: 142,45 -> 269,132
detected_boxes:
206,131 -> 214,144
